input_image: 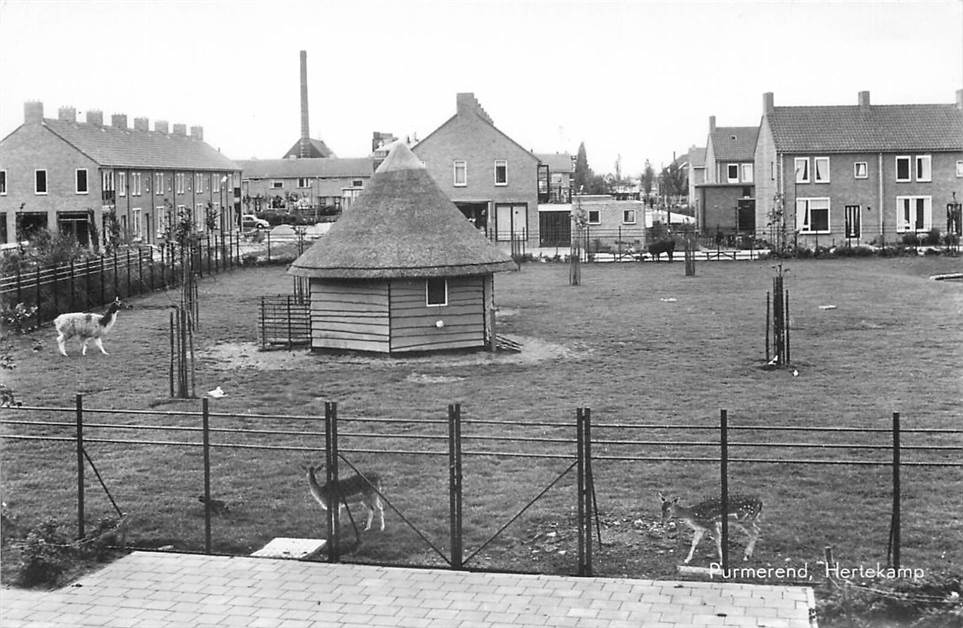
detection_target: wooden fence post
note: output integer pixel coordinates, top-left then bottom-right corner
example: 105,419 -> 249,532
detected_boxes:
448,403 -> 463,570
202,397 -> 212,554
891,411 -> 901,570
325,401 -> 340,563
75,393 -> 85,540
720,408 -> 729,572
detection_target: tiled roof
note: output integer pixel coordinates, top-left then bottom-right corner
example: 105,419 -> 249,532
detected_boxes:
282,138 -> 336,159
709,127 -> 758,161
238,158 -> 374,179
42,119 -> 238,170
768,104 -> 963,153
535,153 -> 574,172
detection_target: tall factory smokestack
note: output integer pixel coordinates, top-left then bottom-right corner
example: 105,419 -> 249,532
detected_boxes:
299,50 -> 310,158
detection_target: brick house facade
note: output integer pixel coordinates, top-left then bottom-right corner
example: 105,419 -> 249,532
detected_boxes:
0,102 -> 240,248
237,158 -> 374,213
695,118 -> 758,235
413,93 -> 540,247
755,90 -> 963,249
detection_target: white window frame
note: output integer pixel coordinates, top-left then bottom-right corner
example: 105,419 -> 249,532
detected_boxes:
156,205 -> 170,237
895,156 -> 911,182
131,172 -> 142,196
0,170 -> 6,195
726,163 -> 739,183
795,197 -> 831,234
270,180 -> 283,189
740,163 -> 753,183
195,203 -> 206,231
854,162 -> 868,179
35,169 -> 48,195
297,177 -> 311,189
425,278 -> 448,307
75,168 -> 89,194
101,170 -> 114,192
195,173 -> 204,193
453,160 -> 467,187
176,173 -> 185,194
914,155 -> 931,182
131,207 -> 143,241
895,195 -> 932,233
587,209 -> 601,225
494,160 -> 508,186
622,209 -> 637,225
956,160 -> 963,177
814,157 -> 830,183
118,172 -> 127,197
794,158 -> 809,183
153,173 -> 163,195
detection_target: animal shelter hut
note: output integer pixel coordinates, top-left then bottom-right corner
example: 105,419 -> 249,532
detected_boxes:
288,143 -> 517,353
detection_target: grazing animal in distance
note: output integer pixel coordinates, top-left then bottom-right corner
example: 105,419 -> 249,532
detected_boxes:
659,491 -> 763,564
306,465 -> 385,532
647,239 -> 676,262
54,297 -> 124,357
197,495 -> 230,515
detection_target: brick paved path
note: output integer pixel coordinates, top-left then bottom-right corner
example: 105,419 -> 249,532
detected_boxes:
1,551 -> 815,627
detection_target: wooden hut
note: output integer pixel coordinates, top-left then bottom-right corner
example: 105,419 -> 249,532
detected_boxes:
288,143 -> 517,353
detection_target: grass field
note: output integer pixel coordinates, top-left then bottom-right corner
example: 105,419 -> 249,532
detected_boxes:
2,255 -> 962,589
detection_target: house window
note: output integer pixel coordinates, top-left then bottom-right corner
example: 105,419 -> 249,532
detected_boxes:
895,156 -> 911,182
741,163 -> 753,183
814,157 -> 830,183
426,278 -> 448,307
795,197 -> 830,234
727,164 -> 739,183
770,161 -> 774,181
453,160 -> 467,187
102,170 -> 114,192
587,209 -> 601,224
156,205 -> 171,237
794,158 -> 809,183
271,180 -> 283,189
195,173 -> 204,193
131,172 -> 142,196
175,173 -> 185,194
854,162 -> 868,179
622,209 -> 637,224
118,172 -> 127,196
35,169 -> 48,194
957,160 -> 963,177
0,170 -> 6,195
154,173 -> 163,195
896,196 -> 932,232
75,169 -> 89,194
914,155 -> 931,182
297,177 -> 311,188
494,160 -> 508,186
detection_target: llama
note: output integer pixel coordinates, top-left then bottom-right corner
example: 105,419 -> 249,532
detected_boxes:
54,297 -> 123,357
306,465 -> 385,532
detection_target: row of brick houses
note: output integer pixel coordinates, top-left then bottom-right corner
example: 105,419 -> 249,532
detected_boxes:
1,92 -> 574,250
692,89 -> 963,248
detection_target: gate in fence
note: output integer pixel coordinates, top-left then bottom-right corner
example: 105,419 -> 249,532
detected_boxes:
258,294 -> 311,349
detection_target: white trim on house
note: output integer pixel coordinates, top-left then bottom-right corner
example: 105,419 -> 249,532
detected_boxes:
494,160 -> 508,186
895,156 -> 911,182
914,155 -> 931,182
794,158 -> 809,183
587,209 -> 601,225
741,163 -> 753,183
814,157 -> 830,183
75,168 -> 89,194
0,169 -> 6,195
795,197 -> 830,234
854,161 -> 868,179
727,163 -> 739,183
956,160 -> 963,177
453,160 -> 467,187
118,172 -> 127,196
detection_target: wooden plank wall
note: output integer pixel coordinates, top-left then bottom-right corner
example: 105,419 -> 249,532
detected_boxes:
389,276 -> 486,352
310,280 -> 390,352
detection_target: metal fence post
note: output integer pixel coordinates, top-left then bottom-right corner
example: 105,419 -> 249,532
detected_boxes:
202,397 -> 212,554
325,401 -> 340,563
576,408 -> 585,575
720,408 -> 729,572
75,393 -> 85,539
448,403 -> 463,570
891,411 -> 901,570
583,407 -> 593,577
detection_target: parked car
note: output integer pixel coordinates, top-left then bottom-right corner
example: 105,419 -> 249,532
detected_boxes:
242,214 -> 270,230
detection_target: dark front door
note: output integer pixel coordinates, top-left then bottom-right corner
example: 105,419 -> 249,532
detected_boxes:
736,199 -> 755,232
538,211 -> 571,247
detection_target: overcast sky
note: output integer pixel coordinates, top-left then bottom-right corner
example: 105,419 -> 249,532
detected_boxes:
1,0 -> 961,177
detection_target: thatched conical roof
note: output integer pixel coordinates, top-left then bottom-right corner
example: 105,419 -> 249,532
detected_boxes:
289,143 -> 517,279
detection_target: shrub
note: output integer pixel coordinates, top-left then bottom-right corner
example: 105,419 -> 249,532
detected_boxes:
944,233 -> 960,247
923,228 -> 942,246
17,519 -> 73,587
796,247 -> 814,259
902,232 -> 921,246
1,302 -> 39,334
834,245 -> 875,257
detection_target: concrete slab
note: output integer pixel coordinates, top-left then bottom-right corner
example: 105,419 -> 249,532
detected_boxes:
250,537 -> 326,560
1,552 -> 816,627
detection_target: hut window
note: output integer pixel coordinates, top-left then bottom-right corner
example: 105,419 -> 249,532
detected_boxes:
453,161 -> 467,187
426,278 -> 448,306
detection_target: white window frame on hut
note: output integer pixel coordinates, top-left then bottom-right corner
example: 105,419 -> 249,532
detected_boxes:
426,278 -> 448,307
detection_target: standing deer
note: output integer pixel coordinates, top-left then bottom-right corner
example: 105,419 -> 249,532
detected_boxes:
306,465 -> 385,532
659,492 -> 763,564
